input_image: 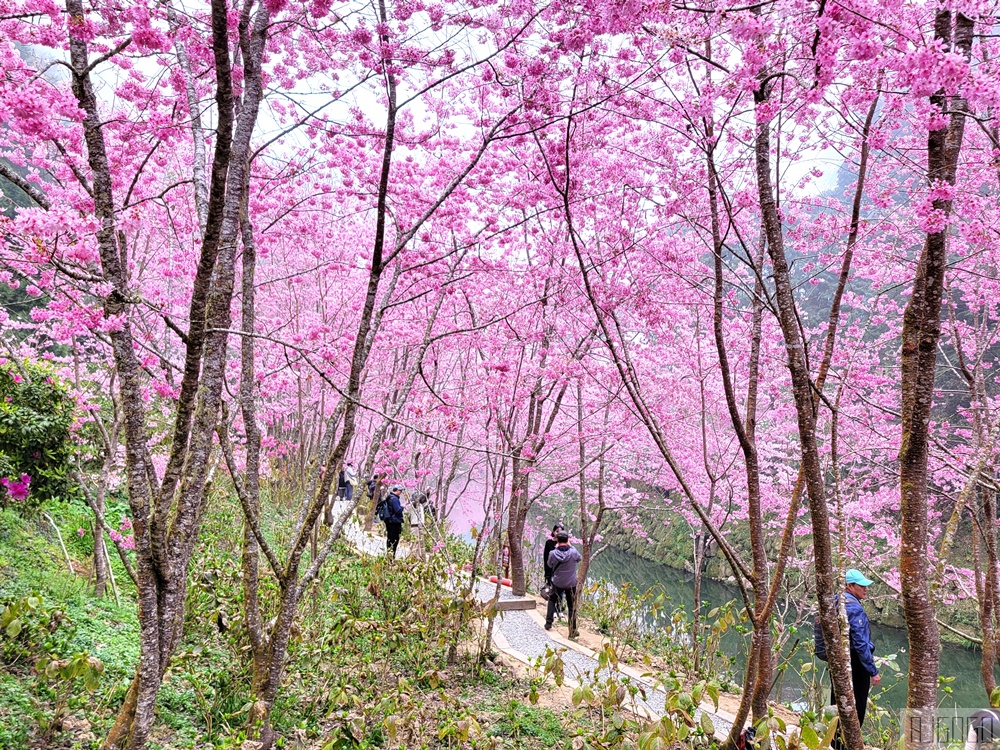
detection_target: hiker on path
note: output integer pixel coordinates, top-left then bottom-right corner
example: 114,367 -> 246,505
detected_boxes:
542,522 -> 563,584
408,490 -> 428,558
545,530 -> 582,638
382,484 -> 405,558
325,461 -> 356,525
815,568 -> 880,744
337,461 -> 357,502
542,522 -> 565,614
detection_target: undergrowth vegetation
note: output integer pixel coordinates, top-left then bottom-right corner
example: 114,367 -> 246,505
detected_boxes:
0,500 -> 573,749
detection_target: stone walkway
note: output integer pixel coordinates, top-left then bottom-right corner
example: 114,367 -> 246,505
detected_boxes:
335,500 -> 413,559
334,501 -> 740,739
474,581 -> 738,738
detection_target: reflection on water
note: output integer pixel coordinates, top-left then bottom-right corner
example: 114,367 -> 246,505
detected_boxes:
587,546 -> 989,711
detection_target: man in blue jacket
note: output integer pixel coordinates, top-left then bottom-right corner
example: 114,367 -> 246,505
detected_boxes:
816,569 -> 880,744
545,531 -> 582,638
383,485 -> 405,558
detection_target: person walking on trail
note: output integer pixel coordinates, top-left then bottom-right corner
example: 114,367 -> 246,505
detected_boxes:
542,523 -> 563,583
337,462 -> 357,502
408,490 -> 428,558
326,461 -> 355,525
815,568 -> 880,742
543,522 -> 565,616
545,531 -> 582,638
382,484 -> 405,558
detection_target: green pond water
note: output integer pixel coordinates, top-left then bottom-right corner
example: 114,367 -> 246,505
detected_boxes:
585,546 -> 990,713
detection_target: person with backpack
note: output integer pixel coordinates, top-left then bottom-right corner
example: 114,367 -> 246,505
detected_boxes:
542,522 -> 563,583
545,530 -> 582,638
378,484 -> 405,558
813,569 -> 880,742
542,522 -> 565,616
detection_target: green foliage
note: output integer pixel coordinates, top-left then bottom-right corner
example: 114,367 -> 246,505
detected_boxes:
531,641 -> 722,750
796,650 -> 907,750
487,699 -> 564,744
0,494 -> 570,749
0,591 -> 105,744
0,592 -> 70,667
0,361 -> 77,510
580,579 -> 737,687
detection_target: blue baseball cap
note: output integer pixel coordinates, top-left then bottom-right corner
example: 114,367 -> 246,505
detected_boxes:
846,569 -> 874,586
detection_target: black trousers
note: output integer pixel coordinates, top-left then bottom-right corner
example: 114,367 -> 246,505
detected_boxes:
385,522 -> 401,557
546,585 -> 576,628
831,650 -> 872,748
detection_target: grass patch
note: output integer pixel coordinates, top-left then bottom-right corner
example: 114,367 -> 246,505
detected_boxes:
487,698 -> 565,744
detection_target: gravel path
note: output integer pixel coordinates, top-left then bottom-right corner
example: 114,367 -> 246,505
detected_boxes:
474,582 -> 736,738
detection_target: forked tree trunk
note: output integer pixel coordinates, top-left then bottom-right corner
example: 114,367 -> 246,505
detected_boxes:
75,0 -> 272,744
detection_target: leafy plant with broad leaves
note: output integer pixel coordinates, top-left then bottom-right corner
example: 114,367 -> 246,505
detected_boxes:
0,592 -> 103,743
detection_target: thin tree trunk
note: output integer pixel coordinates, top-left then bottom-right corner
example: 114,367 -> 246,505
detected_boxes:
706,124 -> 771,734
93,496 -> 108,597
753,71 -> 864,750
971,503 -> 998,695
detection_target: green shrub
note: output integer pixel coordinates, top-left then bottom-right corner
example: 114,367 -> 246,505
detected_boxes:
0,361 -> 77,510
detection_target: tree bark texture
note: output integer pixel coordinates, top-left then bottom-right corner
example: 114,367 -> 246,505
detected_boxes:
64,0 -> 272,744
706,129 -> 772,736
898,13 -> 971,748
753,77 -> 864,750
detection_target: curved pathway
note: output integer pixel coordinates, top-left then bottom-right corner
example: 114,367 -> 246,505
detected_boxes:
332,500 -> 741,740
475,582 -> 738,739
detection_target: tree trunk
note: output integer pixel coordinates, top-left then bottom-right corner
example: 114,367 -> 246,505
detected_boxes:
972,504 -> 998,695
692,530 -> 704,675
753,76 -> 864,750
93,508 -> 108,598
898,13 -> 972,749
706,104 -> 771,738
506,458 -> 530,596
92,0 -> 271,744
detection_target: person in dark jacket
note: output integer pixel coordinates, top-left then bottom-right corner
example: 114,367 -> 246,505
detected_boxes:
384,484 -> 405,558
816,569 -> 880,747
542,522 -> 565,616
337,462 -> 356,502
542,523 -> 563,583
545,531 -> 582,638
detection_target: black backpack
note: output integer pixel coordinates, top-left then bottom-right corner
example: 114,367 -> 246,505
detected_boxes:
376,497 -> 392,522
813,615 -> 828,661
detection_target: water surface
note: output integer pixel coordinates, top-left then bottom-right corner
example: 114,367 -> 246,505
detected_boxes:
586,546 -> 989,712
